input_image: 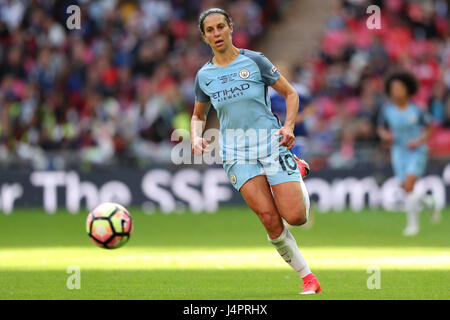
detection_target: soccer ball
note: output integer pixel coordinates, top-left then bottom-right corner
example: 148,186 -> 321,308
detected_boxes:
86,202 -> 133,249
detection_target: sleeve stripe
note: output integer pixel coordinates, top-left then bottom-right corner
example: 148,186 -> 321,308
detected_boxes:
195,73 -> 210,102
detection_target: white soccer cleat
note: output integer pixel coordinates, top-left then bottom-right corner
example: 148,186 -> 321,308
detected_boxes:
402,226 -> 419,237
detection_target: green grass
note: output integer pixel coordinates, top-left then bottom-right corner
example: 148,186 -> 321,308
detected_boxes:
0,206 -> 449,300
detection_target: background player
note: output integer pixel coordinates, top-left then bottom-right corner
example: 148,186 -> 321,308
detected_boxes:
377,71 -> 441,236
191,8 -> 321,294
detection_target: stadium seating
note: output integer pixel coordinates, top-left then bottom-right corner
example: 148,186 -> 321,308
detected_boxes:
0,0 -> 449,170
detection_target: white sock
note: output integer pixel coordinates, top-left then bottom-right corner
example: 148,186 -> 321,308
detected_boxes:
299,176 -> 310,221
268,227 -> 311,278
419,193 -> 435,211
405,192 -> 420,230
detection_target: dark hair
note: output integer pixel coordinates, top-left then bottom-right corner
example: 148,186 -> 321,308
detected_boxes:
198,8 -> 232,34
384,70 -> 418,97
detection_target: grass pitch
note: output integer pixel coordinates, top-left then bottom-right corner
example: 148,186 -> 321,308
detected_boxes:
0,206 -> 449,300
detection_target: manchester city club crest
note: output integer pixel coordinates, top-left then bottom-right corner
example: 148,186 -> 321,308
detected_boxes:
230,174 -> 237,184
239,69 -> 250,79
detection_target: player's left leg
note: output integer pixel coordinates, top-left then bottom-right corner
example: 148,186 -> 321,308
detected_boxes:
263,149 -> 310,225
271,181 -> 308,226
270,181 -> 320,294
408,150 -> 441,224
393,148 -> 422,236
240,175 -> 319,294
420,193 -> 441,224
261,148 -> 320,294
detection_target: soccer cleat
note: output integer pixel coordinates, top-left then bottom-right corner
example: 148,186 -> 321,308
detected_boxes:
299,273 -> 321,295
294,155 -> 310,179
402,225 -> 419,237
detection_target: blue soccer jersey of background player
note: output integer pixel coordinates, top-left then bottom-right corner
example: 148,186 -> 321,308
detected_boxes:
195,48 -> 283,163
378,102 -> 432,182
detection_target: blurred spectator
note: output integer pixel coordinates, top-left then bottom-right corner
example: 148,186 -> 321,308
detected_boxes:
1,0 -> 449,170
0,0 -> 282,170
293,0 -> 450,168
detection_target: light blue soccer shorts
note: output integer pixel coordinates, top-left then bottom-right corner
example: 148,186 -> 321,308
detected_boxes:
391,146 -> 428,183
223,148 -> 301,191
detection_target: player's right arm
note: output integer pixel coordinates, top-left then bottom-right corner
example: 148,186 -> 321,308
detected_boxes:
190,100 -> 211,155
191,72 -> 212,155
377,126 -> 393,144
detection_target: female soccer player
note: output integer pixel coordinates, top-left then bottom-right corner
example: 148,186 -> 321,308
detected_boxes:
190,8 -> 321,294
378,71 -> 439,236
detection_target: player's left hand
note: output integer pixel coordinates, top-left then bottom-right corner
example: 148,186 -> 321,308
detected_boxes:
407,139 -> 421,150
275,126 -> 295,150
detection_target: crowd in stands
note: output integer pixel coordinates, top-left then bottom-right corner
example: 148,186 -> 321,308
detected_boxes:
291,0 -> 450,169
0,0 -> 281,169
0,0 -> 449,170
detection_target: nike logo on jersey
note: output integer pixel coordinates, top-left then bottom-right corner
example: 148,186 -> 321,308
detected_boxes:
206,80 -> 213,86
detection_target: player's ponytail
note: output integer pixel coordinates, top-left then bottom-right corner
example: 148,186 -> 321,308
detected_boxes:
198,8 -> 232,34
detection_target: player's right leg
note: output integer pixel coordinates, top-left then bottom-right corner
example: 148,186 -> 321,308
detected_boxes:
402,175 -> 420,236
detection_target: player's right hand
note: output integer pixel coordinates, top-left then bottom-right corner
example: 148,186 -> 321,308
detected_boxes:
191,136 -> 209,155
274,126 -> 295,150
381,131 -> 393,145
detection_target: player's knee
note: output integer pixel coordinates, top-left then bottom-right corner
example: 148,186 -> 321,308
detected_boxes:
286,216 -> 307,226
285,207 -> 307,226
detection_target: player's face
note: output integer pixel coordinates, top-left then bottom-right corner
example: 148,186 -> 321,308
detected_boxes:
390,80 -> 409,102
202,14 -> 233,53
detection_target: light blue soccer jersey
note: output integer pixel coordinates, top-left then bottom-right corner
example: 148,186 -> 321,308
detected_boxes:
195,49 -> 282,163
378,102 -> 432,181
378,103 -> 431,150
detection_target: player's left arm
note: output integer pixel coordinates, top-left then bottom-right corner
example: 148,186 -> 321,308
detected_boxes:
271,75 -> 299,150
407,125 -> 432,150
407,110 -> 433,150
